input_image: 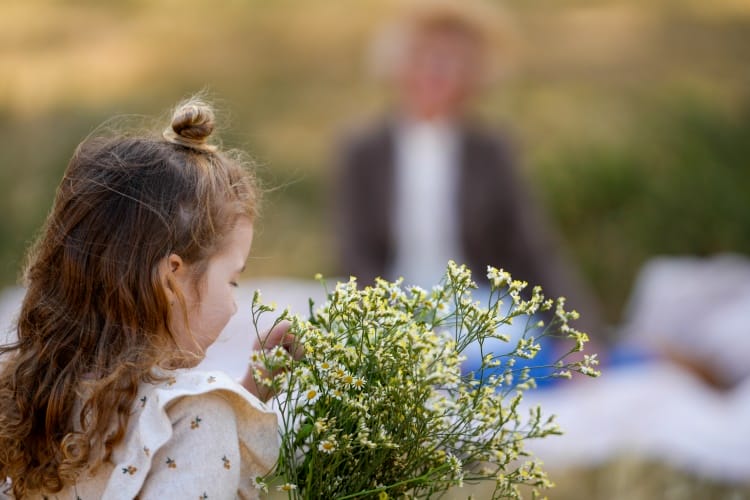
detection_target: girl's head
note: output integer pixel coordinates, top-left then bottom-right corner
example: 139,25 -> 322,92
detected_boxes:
0,97 -> 258,496
31,96 -> 257,361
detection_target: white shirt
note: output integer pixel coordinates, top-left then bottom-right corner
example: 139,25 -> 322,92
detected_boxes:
390,119 -> 464,288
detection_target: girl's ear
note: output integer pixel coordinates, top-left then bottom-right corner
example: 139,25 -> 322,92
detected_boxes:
159,253 -> 186,303
167,253 -> 184,274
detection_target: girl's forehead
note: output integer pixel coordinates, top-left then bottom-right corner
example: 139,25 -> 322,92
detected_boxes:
217,220 -> 254,257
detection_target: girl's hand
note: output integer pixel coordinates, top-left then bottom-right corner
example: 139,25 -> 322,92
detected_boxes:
241,321 -> 304,401
253,320 -> 304,361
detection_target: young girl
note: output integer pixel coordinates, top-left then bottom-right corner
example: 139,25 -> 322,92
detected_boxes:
0,98 -> 285,499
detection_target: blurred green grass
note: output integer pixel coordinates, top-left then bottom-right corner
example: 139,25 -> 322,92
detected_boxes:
538,100 -> 750,320
1,0 -> 749,327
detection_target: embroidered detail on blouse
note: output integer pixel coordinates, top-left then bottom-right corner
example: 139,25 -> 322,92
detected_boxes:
122,465 -> 137,475
66,370 -> 278,499
191,416 -> 202,429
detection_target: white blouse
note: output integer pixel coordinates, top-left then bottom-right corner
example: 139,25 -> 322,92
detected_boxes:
30,369 -> 279,500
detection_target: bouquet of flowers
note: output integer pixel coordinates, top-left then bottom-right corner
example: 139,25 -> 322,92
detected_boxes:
250,262 -> 600,499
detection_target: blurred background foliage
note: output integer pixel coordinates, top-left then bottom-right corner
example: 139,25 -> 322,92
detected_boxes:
1,0 -> 748,326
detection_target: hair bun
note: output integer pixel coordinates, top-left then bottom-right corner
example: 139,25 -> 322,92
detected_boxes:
163,98 -> 218,153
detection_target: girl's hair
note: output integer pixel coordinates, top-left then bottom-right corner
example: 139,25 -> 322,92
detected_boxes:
0,97 -> 258,497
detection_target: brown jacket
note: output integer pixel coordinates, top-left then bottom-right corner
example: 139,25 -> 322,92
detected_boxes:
334,118 -> 602,334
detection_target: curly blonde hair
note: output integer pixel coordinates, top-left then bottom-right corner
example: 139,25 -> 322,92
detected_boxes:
0,98 -> 258,497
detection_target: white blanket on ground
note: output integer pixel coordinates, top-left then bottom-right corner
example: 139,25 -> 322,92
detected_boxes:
524,362 -> 750,484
